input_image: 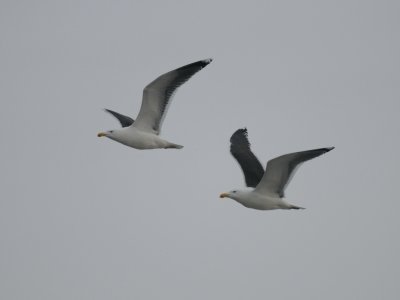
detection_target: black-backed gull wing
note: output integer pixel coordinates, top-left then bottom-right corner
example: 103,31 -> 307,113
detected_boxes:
254,147 -> 334,197
230,128 -> 264,187
132,58 -> 213,134
104,109 -> 134,127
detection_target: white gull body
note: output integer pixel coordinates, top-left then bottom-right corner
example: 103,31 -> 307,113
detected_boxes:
104,126 -> 178,150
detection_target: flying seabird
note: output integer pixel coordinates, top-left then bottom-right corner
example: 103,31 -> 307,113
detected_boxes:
220,128 -> 334,210
97,58 -> 213,149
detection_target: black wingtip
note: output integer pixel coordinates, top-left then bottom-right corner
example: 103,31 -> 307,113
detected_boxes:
239,128 -> 248,137
103,108 -> 116,114
175,58 -> 213,73
313,147 -> 334,156
200,58 -> 213,67
313,146 -> 335,154
230,128 -> 248,143
103,108 -> 134,127
236,127 -> 248,135
325,146 -> 335,152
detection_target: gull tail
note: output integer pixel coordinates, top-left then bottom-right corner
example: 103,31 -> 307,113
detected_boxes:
289,205 -> 305,210
164,142 -> 184,149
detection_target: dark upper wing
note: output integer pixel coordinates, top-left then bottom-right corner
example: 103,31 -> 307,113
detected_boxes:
104,109 -> 134,127
133,58 -> 213,134
229,128 -> 265,187
255,147 -> 335,197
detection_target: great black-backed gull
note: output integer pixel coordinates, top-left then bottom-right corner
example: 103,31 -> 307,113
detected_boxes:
220,128 -> 334,210
97,58 -> 212,150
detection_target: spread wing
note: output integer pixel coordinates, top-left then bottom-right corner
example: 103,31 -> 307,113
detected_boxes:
104,109 -> 134,127
230,128 -> 265,188
254,147 -> 334,197
132,58 -> 213,134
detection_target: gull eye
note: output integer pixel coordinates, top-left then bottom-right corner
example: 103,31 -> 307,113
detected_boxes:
233,191 -> 237,193
109,130 -> 114,133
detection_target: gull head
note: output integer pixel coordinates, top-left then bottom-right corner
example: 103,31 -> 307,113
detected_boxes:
219,189 -> 254,207
97,130 -> 114,138
219,190 -> 241,201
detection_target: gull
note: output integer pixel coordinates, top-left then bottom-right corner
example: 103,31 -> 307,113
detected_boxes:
220,128 -> 334,210
97,58 -> 213,149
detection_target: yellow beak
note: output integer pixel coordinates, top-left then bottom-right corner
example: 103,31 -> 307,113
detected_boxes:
97,132 -> 107,137
219,192 -> 229,199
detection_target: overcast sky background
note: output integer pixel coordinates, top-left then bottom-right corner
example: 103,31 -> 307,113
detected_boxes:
1,1 -> 400,299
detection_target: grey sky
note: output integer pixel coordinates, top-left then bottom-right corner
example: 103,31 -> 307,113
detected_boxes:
1,0 -> 399,299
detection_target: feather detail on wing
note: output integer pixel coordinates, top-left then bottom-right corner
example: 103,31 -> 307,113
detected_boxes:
255,147 -> 334,197
132,58 -> 213,134
230,128 -> 265,188
104,109 -> 134,127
